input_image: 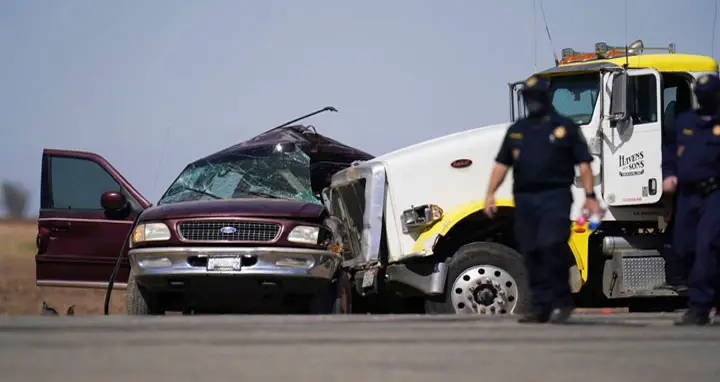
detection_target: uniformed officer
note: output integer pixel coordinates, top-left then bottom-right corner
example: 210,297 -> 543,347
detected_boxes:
664,73 -> 720,325
656,114 -> 688,293
655,201 -> 689,292
483,75 -> 601,324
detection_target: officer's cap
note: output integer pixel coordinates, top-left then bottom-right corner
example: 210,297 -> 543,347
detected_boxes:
694,74 -> 720,95
521,76 -> 551,94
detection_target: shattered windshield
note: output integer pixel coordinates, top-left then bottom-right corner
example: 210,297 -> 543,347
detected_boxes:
157,144 -> 321,205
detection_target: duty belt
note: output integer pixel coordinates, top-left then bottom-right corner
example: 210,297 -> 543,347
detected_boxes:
685,176 -> 720,198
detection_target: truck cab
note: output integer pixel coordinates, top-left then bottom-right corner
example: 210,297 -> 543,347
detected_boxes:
324,39 -> 719,315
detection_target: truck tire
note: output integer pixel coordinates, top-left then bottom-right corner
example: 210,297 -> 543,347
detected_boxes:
425,241 -> 530,315
309,270 -> 353,314
125,273 -> 165,315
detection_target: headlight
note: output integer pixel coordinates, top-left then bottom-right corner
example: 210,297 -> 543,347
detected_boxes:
401,204 -> 443,233
287,225 -> 320,245
131,222 -> 172,244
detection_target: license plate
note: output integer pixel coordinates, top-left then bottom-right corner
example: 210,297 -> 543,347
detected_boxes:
207,257 -> 242,271
361,268 -> 377,288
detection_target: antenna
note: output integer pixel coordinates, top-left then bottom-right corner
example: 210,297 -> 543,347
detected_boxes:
713,0 -> 718,57
539,0 -> 559,66
624,0 -> 630,68
152,124 -> 172,198
624,0 -> 628,48
625,45 -> 630,68
272,106 -> 338,130
533,0 -> 537,72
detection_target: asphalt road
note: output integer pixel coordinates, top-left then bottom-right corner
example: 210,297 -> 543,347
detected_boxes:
1,313 -> 719,382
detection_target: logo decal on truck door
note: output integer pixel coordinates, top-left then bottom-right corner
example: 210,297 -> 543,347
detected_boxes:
618,151 -> 644,177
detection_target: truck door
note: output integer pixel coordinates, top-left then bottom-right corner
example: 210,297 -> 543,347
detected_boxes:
37,149 -> 150,289
601,68 -> 664,206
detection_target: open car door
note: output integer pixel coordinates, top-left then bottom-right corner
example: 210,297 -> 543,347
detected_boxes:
601,68 -> 664,206
37,149 -> 150,289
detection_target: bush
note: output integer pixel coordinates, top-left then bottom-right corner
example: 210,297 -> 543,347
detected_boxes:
2,180 -> 29,219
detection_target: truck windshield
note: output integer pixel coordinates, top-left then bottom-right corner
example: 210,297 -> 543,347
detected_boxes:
550,73 -> 600,125
157,146 -> 321,206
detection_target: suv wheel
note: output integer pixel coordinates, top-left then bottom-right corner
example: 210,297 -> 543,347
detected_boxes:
309,270 -> 352,314
125,273 -> 165,315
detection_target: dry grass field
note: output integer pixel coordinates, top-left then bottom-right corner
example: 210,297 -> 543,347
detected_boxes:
0,219 -> 126,315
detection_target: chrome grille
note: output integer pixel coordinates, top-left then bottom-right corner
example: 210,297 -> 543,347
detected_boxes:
177,220 -> 281,242
330,179 -> 366,257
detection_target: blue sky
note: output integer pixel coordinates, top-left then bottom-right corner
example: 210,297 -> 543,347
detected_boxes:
1,0 -> 718,216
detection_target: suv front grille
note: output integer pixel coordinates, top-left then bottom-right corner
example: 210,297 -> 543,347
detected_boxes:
176,220 -> 281,242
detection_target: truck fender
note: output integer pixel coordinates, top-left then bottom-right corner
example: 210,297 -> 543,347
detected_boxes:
409,198 -> 516,254
409,198 -> 591,286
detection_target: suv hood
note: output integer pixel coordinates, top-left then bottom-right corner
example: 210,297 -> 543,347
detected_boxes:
139,198 -> 325,221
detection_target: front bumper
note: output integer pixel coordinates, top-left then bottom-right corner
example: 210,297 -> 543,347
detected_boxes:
129,246 -> 341,282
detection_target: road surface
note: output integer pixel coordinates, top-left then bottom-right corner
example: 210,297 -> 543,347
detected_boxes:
1,313 -> 719,382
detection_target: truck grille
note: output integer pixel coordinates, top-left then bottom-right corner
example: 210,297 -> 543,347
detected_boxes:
329,179 -> 367,257
176,220 -> 281,242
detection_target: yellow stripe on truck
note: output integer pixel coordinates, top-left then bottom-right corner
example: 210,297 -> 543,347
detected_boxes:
409,198 -> 590,283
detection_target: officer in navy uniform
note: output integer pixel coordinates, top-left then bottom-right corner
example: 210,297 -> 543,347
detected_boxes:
656,109 -> 688,293
483,76 -> 601,324
664,73 -> 720,325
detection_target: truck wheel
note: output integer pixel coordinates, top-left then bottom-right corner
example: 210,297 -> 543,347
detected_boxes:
125,273 -> 165,315
425,241 -> 530,315
309,270 -> 353,314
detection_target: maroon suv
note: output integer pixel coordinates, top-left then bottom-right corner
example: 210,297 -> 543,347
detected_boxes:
36,119 -> 372,314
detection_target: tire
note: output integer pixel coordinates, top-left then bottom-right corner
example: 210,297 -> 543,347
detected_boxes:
425,241 -> 530,316
309,269 -> 353,314
125,273 -> 165,315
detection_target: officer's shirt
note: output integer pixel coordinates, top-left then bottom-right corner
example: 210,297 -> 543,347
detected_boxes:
495,113 -> 593,193
670,110 -> 720,184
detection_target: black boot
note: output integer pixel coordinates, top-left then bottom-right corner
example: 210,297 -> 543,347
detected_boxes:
549,306 -> 574,324
517,310 -> 551,324
674,310 -> 710,326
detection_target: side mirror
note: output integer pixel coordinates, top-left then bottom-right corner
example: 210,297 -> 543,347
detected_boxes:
100,191 -> 128,212
609,71 -> 628,121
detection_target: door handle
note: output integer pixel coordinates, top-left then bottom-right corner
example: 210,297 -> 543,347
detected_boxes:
49,221 -> 71,231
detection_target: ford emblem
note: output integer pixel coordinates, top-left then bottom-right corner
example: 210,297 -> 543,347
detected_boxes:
219,226 -> 237,234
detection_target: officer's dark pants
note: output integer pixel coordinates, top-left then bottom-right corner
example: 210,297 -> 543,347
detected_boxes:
513,188 -> 574,313
673,188 -> 720,314
661,196 -> 691,286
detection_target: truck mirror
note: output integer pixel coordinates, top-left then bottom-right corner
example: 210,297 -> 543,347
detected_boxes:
609,71 -> 628,121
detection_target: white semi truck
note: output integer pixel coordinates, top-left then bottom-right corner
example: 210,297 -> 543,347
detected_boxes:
322,40 -> 719,315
